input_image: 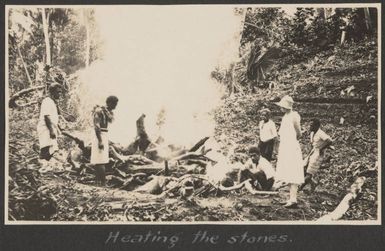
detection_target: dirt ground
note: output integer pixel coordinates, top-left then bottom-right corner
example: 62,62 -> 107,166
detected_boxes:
7,97 -> 378,222
34,167 -> 374,222
7,39 -> 378,222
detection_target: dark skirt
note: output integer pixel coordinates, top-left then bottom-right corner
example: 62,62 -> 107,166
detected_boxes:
258,139 -> 275,161
239,169 -> 274,191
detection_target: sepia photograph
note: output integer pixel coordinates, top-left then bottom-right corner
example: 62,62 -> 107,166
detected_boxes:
5,4 -> 381,224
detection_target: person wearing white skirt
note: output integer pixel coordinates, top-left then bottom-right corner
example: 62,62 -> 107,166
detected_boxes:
91,96 -> 119,186
275,95 -> 304,208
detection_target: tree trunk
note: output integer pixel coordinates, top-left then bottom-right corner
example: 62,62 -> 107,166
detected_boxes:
317,177 -> 366,221
83,9 -> 90,68
325,8 -> 332,19
41,8 -> 51,66
340,30 -> 346,45
363,8 -> 372,32
230,68 -> 235,96
316,8 -> 326,21
16,43 -> 33,86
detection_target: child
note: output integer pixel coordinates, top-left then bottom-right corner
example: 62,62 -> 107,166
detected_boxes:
258,108 -> 278,161
299,118 -> 333,192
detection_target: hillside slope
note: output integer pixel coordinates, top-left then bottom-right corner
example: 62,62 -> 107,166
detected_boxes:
213,40 -> 378,220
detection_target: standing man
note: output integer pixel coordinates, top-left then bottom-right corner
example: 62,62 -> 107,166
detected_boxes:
91,95 -> 119,186
37,83 -> 62,172
258,108 -> 278,161
135,113 -> 151,154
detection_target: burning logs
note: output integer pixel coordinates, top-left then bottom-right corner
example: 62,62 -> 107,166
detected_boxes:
61,126 -> 277,199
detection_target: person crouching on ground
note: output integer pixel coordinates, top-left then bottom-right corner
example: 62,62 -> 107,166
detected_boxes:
37,83 -> 62,172
275,95 -> 304,208
258,108 -> 278,161
237,146 -> 276,191
299,118 -> 333,192
91,95 -> 119,186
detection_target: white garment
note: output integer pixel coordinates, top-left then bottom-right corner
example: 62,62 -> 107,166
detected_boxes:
307,129 -> 332,175
259,119 -> 278,142
275,111 -> 304,184
37,97 -> 59,150
90,131 -> 109,164
242,157 -> 275,180
311,129 -> 331,149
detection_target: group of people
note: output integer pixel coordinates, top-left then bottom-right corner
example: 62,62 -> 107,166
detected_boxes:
37,84 -> 332,208
37,83 -> 119,186
236,95 -> 333,208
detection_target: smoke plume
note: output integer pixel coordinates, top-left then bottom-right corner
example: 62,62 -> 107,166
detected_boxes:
78,6 -> 244,146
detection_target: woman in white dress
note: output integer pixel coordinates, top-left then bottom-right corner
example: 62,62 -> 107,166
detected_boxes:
275,95 -> 304,208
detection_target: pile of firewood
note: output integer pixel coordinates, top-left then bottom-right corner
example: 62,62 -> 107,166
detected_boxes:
63,123 -> 223,195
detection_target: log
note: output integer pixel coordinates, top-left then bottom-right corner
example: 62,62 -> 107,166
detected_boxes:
14,100 -> 41,108
189,137 -> 210,152
110,143 -> 154,165
9,85 -> 45,108
317,177 -> 366,222
119,177 -> 136,190
113,168 -> 128,178
172,152 -> 214,162
99,201 -> 126,211
161,174 -> 208,195
124,155 -> 155,165
128,164 -> 165,172
61,131 -> 91,161
186,159 -> 208,167
61,131 -> 86,151
106,175 -> 126,186
134,176 -> 175,194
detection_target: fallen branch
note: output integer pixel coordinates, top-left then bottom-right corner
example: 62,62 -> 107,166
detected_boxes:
9,85 -> 45,108
189,137 -> 210,152
172,152 -> 214,163
128,164 -> 165,172
110,145 -> 154,165
185,159 -> 207,167
160,174 -> 209,196
134,176 -> 177,194
61,131 -> 87,152
317,177 -> 366,222
123,155 -> 155,165
15,100 -> 41,109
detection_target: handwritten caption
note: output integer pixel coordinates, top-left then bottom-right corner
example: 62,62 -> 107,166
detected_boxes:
105,230 -> 291,249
